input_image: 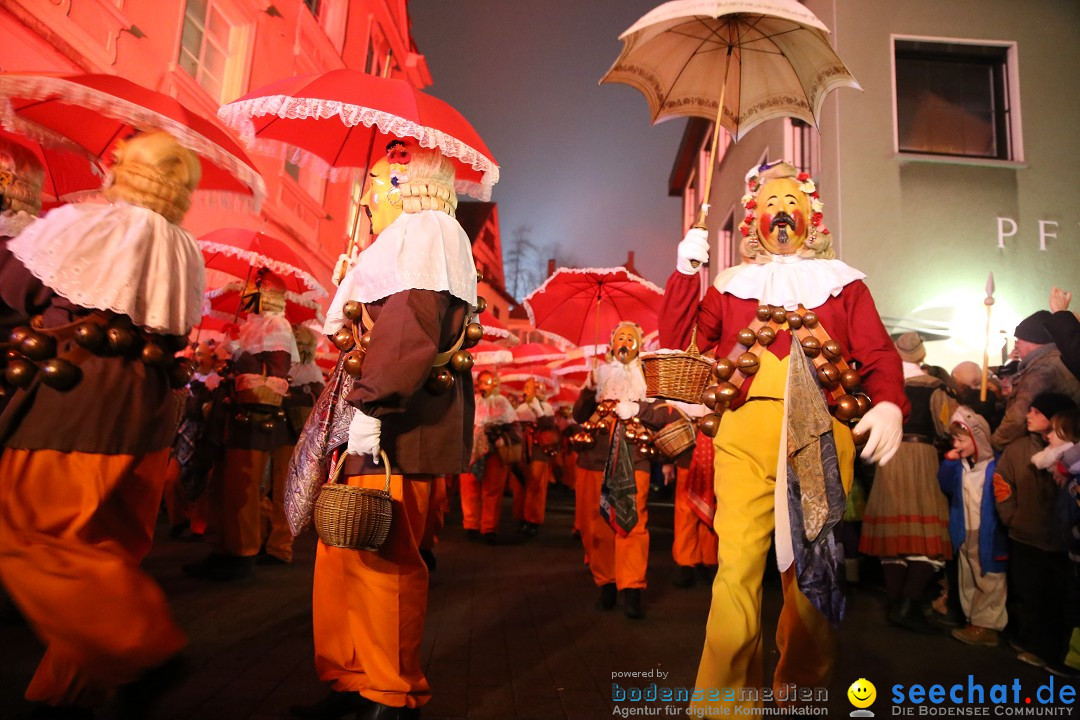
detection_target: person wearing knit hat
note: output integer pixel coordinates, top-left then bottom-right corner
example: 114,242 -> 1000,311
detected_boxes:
895,332 -> 926,365
992,312 -> 1080,450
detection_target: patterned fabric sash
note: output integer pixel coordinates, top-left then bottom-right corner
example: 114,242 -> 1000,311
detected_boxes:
686,430 -> 716,527
599,419 -> 638,536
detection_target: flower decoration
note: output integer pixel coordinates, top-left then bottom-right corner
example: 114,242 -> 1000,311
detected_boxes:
798,178 -> 816,195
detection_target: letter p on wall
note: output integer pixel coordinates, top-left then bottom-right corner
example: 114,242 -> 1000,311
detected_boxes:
997,217 -> 1017,249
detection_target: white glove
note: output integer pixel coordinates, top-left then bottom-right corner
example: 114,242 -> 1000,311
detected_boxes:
347,410 -> 382,463
676,227 -> 710,275
852,401 -> 903,466
614,400 -> 641,420
332,249 -> 359,287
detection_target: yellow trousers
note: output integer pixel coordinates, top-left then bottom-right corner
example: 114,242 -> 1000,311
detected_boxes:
692,399 -> 853,717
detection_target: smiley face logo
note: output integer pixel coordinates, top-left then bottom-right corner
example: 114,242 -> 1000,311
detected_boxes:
848,678 -> 876,709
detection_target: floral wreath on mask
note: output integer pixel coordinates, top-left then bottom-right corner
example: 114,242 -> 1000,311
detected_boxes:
738,160 -> 830,252
385,139 -> 411,208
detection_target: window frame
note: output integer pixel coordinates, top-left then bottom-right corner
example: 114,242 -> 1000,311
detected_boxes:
175,0 -> 253,104
890,34 -> 1023,165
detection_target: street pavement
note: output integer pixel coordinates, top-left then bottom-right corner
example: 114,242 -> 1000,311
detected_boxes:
0,484 -> 1074,719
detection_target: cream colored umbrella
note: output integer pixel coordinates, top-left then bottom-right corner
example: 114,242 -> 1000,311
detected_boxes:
602,0 -> 860,224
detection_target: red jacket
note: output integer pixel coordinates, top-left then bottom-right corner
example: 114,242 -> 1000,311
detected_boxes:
660,270 -> 908,416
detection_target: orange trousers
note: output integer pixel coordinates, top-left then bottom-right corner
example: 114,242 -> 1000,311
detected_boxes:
420,475 -> 447,551
523,459 -> 552,525
263,444 -> 295,562
673,466 -> 718,568
576,465 -> 595,562
206,448 -> 268,557
313,473 -> 433,709
459,454 -> 509,534
583,468 -> 651,590
0,448 -> 186,706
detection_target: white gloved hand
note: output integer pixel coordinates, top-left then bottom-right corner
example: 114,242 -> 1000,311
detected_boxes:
676,227 -> 710,275
347,410 -> 382,463
614,400 -> 641,420
852,401 -> 903,466
332,249 -> 359,287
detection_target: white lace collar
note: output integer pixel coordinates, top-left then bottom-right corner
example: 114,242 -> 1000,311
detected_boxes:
324,210 -> 477,333
0,210 -> 37,239
8,202 -> 204,334
712,255 -> 866,311
290,361 -> 324,387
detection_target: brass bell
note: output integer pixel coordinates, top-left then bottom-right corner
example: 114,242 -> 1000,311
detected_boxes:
736,352 -> 759,375
475,296 -> 488,313
343,300 -> 364,321
800,335 -> 821,358
770,307 -> 787,325
756,305 -> 771,322
8,326 -> 31,345
756,326 -> 776,347
714,357 -> 735,382
822,340 -> 842,362
331,327 -> 355,352
637,444 -> 652,458
141,342 -> 169,366
463,323 -> 484,349
74,323 -> 106,352
106,325 -> 135,354
260,418 -> 277,433
834,393 -> 860,422
596,403 -> 612,418
817,362 -> 840,388
624,427 -> 639,442
698,413 -> 722,438
786,312 -> 803,330
449,350 -> 474,374
342,350 -> 365,377
20,332 -> 56,361
700,385 -> 720,410
4,357 -> 37,388
851,427 -> 870,446
359,332 -> 374,351
716,381 -> 740,404
581,421 -> 595,431
578,433 -> 595,448
169,357 -> 196,389
276,409 -> 287,420
40,358 -> 81,391
235,411 -> 251,425
854,393 -> 872,417
637,428 -> 653,444
163,334 -> 190,353
839,367 -> 861,391
802,311 -> 819,329
476,271 -> 484,283
426,367 -> 456,394
736,328 -> 756,347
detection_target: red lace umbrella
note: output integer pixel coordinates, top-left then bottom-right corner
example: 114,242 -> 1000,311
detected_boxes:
471,341 -> 513,369
218,69 -> 498,201
199,228 -> 327,298
499,365 -> 558,395
522,267 -> 664,348
0,73 -> 265,208
0,127 -> 103,203
204,281 -> 324,327
478,309 -> 512,341
509,342 -> 565,366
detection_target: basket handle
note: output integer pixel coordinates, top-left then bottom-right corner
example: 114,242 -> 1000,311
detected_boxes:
328,449 -> 393,493
686,326 -> 700,356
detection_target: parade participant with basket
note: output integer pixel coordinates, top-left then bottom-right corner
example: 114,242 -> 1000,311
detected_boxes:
515,375 -> 558,536
660,160 -> 906,713
461,369 -> 520,544
286,140 -> 479,720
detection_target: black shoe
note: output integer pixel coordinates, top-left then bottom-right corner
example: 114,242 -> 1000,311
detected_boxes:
114,655 -> 189,720
419,549 -> 437,571
465,529 -> 481,542
622,589 -> 645,620
697,565 -> 718,583
255,553 -> 289,566
673,565 -> 695,588
357,701 -> 420,720
482,533 -> 497,546
290,690 -> 371,718
521,522 -> 539,537
888,599 -> 939,635
927,610 -> 963,629
184,554 -> 253,582
595,583 -> 617,611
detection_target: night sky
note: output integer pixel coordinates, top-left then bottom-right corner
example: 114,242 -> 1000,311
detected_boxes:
408,1 -> 685,292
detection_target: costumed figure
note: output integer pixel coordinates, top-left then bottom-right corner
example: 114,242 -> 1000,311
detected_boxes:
859,332 -> 954,633
286,140 -> 477,720
0,130 -> 202,714
514,375 -> 559,536
261,324 -> 324,564
184,268 -> 298,581
461,369 -> 520,544
660,161 -> 906,714
0,138 -> 44,353
572,321 -> 673,619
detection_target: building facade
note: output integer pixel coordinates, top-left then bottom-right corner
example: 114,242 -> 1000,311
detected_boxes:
670,0 -> 1080,369
0,0 -> 431,290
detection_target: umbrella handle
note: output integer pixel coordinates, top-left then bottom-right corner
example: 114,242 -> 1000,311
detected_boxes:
693,42 -> 734,264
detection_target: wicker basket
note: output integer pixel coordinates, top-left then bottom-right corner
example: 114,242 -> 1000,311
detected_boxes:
236,384 -> 285,407
314,450 -> 393,551
641,328 -> 714,403
654,417 -> 696,458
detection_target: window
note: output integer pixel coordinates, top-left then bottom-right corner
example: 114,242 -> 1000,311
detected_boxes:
365,24 -> 396,77
787,119 -> 819,177
179,0 -> 231,101
894,39 -> 1015,160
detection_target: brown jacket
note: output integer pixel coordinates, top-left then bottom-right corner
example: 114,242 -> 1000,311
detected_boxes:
342,289 -> 473,476
992,345 -> 1080,450
220,348 -> 292,452
0,244 -> 181,455
572,388 -> 679,472
995,432 -> 1066,552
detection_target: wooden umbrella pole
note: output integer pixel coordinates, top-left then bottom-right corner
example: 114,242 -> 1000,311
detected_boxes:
695,44 -> 734,228
980,303 -> 992,402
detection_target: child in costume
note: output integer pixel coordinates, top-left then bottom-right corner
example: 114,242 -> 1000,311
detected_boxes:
660,161 -> 905,715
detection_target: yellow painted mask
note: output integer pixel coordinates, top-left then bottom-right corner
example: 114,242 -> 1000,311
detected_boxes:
755,176 -> 811,255
361,157 -> 403,234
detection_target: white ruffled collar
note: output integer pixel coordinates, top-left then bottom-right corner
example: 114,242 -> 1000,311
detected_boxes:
7,202 -> 204,334
324,210 -> 477,333
0,210 -> 37,239
712,255 -> 866,311
235,312 -> 300,364
289,361 -> 324,387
